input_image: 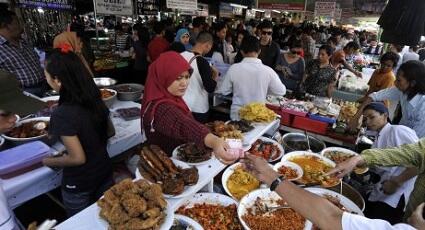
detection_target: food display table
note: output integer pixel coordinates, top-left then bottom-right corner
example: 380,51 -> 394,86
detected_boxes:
55,119 -> 280,230
1,101 -> 143,209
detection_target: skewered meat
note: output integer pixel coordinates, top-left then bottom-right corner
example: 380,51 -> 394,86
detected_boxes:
142,147 -> 166,173
138,155 -> 162,181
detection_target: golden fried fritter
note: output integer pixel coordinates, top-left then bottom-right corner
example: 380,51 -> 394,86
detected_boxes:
103,203 -> 130,225
120,192 -> 147,217
111,178 -> 139,195
125,216 -> 163,230
143,207 -> 161,218
103,190 -> 120,207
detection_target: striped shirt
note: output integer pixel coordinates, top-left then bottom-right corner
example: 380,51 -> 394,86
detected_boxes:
0,35 -> 44,87
362,138 -> 425,220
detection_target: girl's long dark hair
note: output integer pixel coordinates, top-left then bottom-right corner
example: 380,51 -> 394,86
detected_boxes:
46,49 -> 109,143
398,60 -> 425,100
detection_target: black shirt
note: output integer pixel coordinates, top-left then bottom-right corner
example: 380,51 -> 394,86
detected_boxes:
193,51 -> 217,93
259,41 -> 282,69
49,104 -> 112,192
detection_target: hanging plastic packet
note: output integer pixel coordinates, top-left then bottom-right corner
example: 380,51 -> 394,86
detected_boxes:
225,138 -> 244,159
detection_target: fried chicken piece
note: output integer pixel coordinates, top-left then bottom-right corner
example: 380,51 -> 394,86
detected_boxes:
120,192 -> 147,217
125,216 -> 163,230
143,207 -> 161,218
142,147 -> 165,172
103,190 -> 120,207
143,184 -> 167,209
102,203 -> 130,225
111,178 -> 139,195
97,198 -> 111,210
162,176 -> 185,195
135,179 -> 151,193
150,145 -> 179,174
179,167 -> 199,185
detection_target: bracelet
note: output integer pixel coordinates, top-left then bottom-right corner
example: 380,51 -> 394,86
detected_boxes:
270,175 -> 285,191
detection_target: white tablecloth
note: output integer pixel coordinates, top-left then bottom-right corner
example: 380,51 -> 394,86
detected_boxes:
1,100 -> 143,209
55,119 -> 280,230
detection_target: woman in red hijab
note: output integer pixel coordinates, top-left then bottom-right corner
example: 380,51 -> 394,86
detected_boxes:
141,51 -> 235,164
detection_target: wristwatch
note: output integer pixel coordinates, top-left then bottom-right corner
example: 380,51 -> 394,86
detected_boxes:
270,175 -> 285,191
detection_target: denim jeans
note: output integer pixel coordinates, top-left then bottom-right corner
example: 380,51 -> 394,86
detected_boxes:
61,176 -> 113,217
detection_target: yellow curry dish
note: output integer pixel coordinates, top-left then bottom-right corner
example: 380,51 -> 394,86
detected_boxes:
227,167 -> 261,200
289,155 -> 340,187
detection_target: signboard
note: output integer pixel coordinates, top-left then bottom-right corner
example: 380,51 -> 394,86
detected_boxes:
166,0 -> 197,11
314,1 -> 336,17
17,0 -> 74,10
179,3 -> 208,16
334,8 -> 342,21
95,0 -> 133,16
258,0 -> 305,11
219,2 -> 233,18
137,0 -> 159,15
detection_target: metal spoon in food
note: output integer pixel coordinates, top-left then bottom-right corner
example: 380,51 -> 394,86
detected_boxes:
304,130 -> 311,152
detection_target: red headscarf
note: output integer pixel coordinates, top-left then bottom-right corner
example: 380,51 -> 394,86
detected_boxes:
141,51 -> 191,129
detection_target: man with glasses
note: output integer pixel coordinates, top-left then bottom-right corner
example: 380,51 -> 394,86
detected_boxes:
0,9 -> 46,97
258,20 -> 282,69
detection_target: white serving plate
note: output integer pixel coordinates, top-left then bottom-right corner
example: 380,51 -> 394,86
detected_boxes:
238,188 -> 310,230
281,151 -> 341,187
135,158 -> 201,199
321,147 -> 368,174
247,136 -> 284,162
171,144 -> 215,166
177,192 -> 238,209
222,162 -> 262,201
2,117 -> 50,142
273,161 -> 304,181
173,214 -> 203,230
95,198 -> 174,230
0,136 -> 4,147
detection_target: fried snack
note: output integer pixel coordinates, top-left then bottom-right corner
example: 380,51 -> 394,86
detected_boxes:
100,89 -> 115,99
111,178 -> 139,195
121,192 -> 147,217
239,103 -> 276,122
98,179 -> 167,229
177,143 -> 212,163
205,121 -> 243,139
6,121 -> 49,138
137,145 -> 199,196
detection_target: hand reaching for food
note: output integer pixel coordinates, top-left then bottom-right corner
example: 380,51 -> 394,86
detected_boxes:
241,153 -> 279,186
381,180 -> 400,195
326,155 -> 364,178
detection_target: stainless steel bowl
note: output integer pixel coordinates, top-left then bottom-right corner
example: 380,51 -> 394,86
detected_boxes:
281,133 -> 326,153
93,77 -> 117,88
328,182 -> 365,211
114,83 -> 144,101
101,89 -> 117,108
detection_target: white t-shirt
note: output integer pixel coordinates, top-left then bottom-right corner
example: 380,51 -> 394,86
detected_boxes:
342,212 -> 416,230
402,51 -> 420,63
216,57 -> 286,120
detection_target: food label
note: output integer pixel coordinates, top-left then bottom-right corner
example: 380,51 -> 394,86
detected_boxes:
226,139 -> 244,159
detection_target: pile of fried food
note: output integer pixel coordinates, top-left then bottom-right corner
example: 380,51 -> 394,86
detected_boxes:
276,165 -> 300,180
248,139 -> 281,162
239,103 -> 276,122
227,120 -> 254,133
338,102 -> 358,122
227,167 -> 260,200
6,121 -> 49,138
323,151 -> 368,174
97,178 -> 167,230
288,155 -> 340,187
93,58 -> 116,71
100,89 -> 116,99
205,121 -> 243,139
242,197 -> 305,230
138,145 -> 199,196
177,143 -> 212,164
177,203 -> 242,230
